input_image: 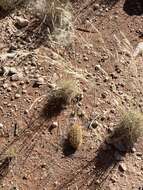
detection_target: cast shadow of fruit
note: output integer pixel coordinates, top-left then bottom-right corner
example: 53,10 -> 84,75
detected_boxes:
62,139 -> 76,156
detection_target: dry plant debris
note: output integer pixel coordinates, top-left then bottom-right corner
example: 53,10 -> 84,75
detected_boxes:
28,0 -> 73,45
43,80 -> 81,118
49,79 -> 81,107
110,111 -> 143,151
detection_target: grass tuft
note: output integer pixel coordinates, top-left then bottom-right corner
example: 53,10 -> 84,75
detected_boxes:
43,79 -> 81,119
110,111 -> 143,151
28,0 -> 73,45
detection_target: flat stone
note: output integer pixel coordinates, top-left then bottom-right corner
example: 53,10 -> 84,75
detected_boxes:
11,82 -> 18,88
15,16 -> 29,27
3,83 -> 9,89
7,87 -> 12,92
11,73 -> 23,81
1,66 -> 18,76
119,162 -> 127,172
15,93 -> 21,99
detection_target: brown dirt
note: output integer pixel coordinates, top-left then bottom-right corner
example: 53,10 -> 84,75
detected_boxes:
0,0 -> 143,190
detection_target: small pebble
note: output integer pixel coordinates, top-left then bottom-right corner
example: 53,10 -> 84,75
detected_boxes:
15,93 -> 21,99
119,162 -> 127,172
33,77 -> 45,87
15,16 -> 29,27
3,83 -> 9,89
48,122 -> 58,134
7,87 -> 12,92
101,92 -> 108,99
11,82 -> 18,88
11,73 -> 23,81
0,123 -> 4,128
22,89 -> 27,94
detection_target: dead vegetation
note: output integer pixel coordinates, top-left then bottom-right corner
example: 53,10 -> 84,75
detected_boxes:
0,0 -> 24,10
109,111 -> 143,151
42,79 -> 81,119
27,0 -> 73,45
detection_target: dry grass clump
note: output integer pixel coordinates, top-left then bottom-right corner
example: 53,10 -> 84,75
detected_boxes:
43,80 -> 81,118
110,111 -> 143,151
0,0 -> 24,10
58,79 -> 81,101
51,79 -> 80,105
28,0 -> 73,45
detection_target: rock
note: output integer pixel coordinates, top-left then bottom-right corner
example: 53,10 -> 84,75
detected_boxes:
11,82 -> 18,88
90,121 -> 98,128
131,147 -> 136,153
52,121 -> 59,128
119,162 -> 127,172
77,110 -> 85,118
110,176 -> 117,183
15,16 -> 29,27
9,67 -> 18,75
110,109 -> 115,114
103,77 -> 109,82
10,187 -> 19,190
48,122 -> 58,134
54,181 -> 59,186
36,77 -> 44,85
83,56 -> 89,61
0,66 -> 9,76
93,3 -> 100,10
22,176 -> 27,180
95,64 -> 101,71
115,65 -> 121,73
3,83 -> 9,89
0,123 -> 4,128
24,109 -> 28,114
133,42 -> 143,57
11,73 -> 23,81
1,66 -> 18,76
83,87 -> 87,92
7,87 -> 12,92
110,73 -> 118,79
101,92 -> 108,99
19,81 -> 25,85
136,152 -> 142,157
70,111 -> 76,117
15,93 -> 21,99
22,89 -> 27,94
8,44 -> 17,52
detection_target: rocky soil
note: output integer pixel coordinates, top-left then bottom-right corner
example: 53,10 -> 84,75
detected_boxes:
0,0 -> 143,189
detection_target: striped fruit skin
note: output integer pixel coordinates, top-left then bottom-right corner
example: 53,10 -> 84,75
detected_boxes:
68,125 -> 82,149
